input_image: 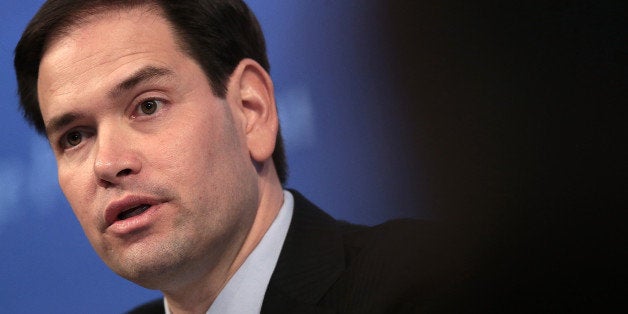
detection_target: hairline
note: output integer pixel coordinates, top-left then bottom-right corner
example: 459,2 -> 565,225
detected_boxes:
41,2 -> 224,98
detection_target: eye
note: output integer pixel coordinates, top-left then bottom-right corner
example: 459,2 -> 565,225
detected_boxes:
140,99 -> 158,115
60,129 -> 90,149
134,98 -> 164,117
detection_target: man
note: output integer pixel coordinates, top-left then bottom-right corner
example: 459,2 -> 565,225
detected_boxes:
14,1 -> 465,313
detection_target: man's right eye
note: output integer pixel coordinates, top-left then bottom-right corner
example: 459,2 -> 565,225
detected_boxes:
61,130 -> 84,148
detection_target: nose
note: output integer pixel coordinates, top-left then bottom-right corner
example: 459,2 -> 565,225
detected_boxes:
93,129 -> 142,187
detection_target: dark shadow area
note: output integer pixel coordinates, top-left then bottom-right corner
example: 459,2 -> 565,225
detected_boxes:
382,1 -> 625,311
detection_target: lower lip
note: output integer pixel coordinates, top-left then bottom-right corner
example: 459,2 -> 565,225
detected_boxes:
107,203 -> 162,236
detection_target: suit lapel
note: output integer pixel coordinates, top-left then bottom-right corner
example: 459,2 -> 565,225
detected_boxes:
262,190 -> 345,313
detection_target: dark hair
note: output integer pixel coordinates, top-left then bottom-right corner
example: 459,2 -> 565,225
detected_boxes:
14,0 -> 288,183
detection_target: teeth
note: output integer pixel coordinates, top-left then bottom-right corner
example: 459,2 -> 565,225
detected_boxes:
118,204 -> 150,220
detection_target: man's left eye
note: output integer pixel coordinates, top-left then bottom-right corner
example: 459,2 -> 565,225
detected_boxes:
136,99 -> 163,115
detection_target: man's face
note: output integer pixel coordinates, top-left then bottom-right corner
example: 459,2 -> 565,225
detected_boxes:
37,7 -> 259,287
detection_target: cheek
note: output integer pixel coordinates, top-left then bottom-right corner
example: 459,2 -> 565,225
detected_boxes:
159,114 -> 250,201
156,112 -> 222,173
58,164 -> 108,251
157,136 -> 216,194
58,164 -> 95,222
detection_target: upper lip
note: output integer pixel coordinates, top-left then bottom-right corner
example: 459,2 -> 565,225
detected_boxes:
104,194 -> 161,227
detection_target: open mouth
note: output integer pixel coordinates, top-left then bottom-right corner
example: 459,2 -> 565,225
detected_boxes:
117,204 -> 151,221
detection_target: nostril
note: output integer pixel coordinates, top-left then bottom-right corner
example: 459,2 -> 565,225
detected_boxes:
117,168 -> 132,177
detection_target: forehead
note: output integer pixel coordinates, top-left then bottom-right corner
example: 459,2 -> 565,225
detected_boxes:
44,5 -> 173,63
37,6 -> 186,117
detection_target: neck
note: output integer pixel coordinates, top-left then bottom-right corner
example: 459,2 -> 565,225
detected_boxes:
163,161 -> 284,314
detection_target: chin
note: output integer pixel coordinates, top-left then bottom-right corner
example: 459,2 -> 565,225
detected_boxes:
103,238 -> 196,289
111,252 -> 188,289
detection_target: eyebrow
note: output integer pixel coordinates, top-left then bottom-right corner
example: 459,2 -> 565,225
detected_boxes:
45,66 -> 175,137
108,66 -> 174,99
45,112 -> 85,138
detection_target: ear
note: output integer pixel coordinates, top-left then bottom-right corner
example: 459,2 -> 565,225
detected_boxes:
229,59 -> 278,163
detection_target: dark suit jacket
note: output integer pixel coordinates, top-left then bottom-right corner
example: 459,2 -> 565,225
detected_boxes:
129,190 -> 470,313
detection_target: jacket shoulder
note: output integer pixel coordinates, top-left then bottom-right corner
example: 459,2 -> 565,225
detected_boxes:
325,219 -> 471,312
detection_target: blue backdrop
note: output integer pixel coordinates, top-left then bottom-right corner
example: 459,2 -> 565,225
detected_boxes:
0,1 -> 426,312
